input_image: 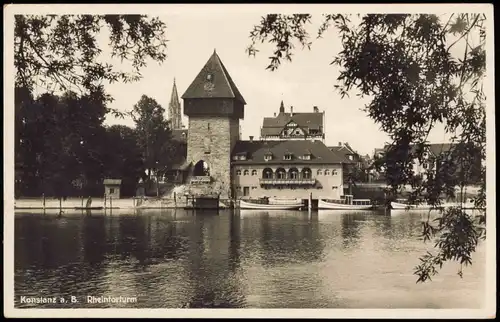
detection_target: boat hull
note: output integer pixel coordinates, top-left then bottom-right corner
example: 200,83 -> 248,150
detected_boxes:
318,199 -> 373,210
390,201 -> 481,210
239,200 -> 303,210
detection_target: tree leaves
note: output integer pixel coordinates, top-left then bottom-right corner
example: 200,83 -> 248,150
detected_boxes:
247,13 -> 487,283
131,95 -> 181,185
246,14 -> 315,71
14,14 -> 168,109
449,15 -> 468,35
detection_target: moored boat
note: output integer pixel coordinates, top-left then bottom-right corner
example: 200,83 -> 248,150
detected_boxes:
390,198 -> 481,211
239,197 -> 304,210
318,195 -> 374,210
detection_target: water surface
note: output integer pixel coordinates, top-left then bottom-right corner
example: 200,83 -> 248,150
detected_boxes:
14,209 -> 486,309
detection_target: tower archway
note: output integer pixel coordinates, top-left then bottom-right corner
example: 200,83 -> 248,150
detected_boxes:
193,160 -> 210,176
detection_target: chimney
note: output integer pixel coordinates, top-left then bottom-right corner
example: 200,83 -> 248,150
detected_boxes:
290,106 -> 294,116
338,141 -> 342,147
313,106 -> 319,113
274,112 -> 276,117
249,136 -> 254,142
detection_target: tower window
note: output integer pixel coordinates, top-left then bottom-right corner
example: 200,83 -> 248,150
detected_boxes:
207,73 -> 213,81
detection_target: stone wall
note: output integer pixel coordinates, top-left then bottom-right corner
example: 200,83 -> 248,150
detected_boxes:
187,116 -> 239,199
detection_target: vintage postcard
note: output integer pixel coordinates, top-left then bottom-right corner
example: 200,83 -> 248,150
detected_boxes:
3,3 -> 496,319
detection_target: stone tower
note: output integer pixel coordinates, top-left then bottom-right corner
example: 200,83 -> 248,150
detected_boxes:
182,50 -> 246,199
168,78 -> 182,129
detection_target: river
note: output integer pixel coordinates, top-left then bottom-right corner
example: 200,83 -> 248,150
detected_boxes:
13,209 -> 486,309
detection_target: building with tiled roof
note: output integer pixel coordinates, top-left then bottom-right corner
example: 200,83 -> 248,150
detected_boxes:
231,139 -> 347,199
328,142 -> 369,184
260,101 -> 325,141
162,50 -> 346,200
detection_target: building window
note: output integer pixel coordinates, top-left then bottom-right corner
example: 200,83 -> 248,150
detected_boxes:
325,169 -> 330,175
264,154 -> 273,161
276,168 -> 286,179
289,168 -> 299,179
423,163 -> 428,169
244,170 -> 249,175
251,170 -> 257,176
302,168 -> 312,179
236,170 -> 241,175
263,168 -> 273,179
243,187 -> 250,196
303,154 -> 311,160
284,153 -> 293,161
332,170 -> 338,176
332,186 -> 338,190
317,169 -> 322,175
252,186 -> 257,190
109,188 -> 115,194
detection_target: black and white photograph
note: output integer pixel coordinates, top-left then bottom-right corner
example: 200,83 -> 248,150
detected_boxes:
3,3 -> 495,319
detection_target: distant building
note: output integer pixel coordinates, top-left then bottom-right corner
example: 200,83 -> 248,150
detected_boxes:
260,101 -> 325,141
168,78 -> 183,130
328,142 -> 369,185
373,143 -> 482,183
329,142 -> 360,164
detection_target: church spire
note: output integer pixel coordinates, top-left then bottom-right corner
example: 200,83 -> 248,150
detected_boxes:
168,78 -> 182,129
279,100 -> 285,114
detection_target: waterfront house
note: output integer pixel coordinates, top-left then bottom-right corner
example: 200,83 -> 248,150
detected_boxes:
231,138 -> 346,200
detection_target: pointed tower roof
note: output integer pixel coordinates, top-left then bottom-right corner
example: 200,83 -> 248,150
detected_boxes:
181,50 -> 246,104
170,78 -> 180,105
279,100 -> 285,113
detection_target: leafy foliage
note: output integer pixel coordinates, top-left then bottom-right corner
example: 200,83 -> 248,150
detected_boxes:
16,89 -> 110,197
14,14 -> 168,117
130,95 -> 184,185
14,90 -> 184,198
247,13 -> 487,282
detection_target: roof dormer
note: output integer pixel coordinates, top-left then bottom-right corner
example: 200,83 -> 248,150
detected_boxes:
264,151 -> 273,161
233,151 -> 248,161
283,151 -> 294,161
301,150 -> 312,160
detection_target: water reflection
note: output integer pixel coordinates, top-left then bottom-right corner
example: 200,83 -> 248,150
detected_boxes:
239,210 -> 324,266
14,209 -> 486,309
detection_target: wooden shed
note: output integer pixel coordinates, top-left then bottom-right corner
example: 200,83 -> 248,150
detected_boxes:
103,179 -> 122,199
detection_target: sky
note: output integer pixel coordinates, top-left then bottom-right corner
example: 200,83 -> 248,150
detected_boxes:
96,12 -> 416,157
21,6 -> 483,157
